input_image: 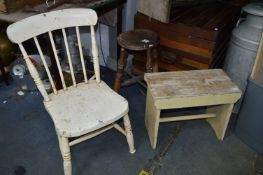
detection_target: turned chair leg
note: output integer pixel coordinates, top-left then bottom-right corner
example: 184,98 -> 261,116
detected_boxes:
57,135 -> 72,175
123,114 -> 136,154
114,48 -> 127,92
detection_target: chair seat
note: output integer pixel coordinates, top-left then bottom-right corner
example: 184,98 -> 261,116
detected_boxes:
44,80 -> 129,137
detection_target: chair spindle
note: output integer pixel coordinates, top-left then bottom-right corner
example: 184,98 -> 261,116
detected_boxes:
33,37 -> 57,94
18,44 -> 50,102
89,74 -> 95,80
48,31 -> 67,90
76,26 -> 88,83
90,25 -> 100,83
62,28 -> 76,87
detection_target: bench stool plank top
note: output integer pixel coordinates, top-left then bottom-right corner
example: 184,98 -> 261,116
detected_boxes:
144,69 -> 242,149
145,69 -> 241,109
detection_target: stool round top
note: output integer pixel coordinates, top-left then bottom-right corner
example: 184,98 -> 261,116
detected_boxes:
117,29 -> 159,51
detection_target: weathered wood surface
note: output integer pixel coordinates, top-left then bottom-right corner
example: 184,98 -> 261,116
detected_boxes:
7,8 -> 98,43
75,26 -> 88,83
7,9 -> 135,175
206,103 -> 234,140
44,81 -> 129,137
144,69 -> 242,149
145,69 -> 241,100
117,29 -> 159,51
145,88 -> 160,149
90,25 -> 101,83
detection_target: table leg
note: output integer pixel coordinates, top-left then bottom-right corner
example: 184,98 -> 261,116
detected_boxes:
114,48 -> 127,92
206,103 -> 234,140
145,89 -> 161,149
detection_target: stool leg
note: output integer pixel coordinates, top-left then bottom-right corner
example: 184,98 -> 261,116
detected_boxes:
206,104 -> 234,140
145,89 -> 161,149
146,49 -> 153,73
152,48 -> 158,72
114,48 -> 127,92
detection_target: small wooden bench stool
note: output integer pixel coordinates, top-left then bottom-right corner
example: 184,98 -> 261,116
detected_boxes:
114,29 -> 159,92
144,69 -> 242,149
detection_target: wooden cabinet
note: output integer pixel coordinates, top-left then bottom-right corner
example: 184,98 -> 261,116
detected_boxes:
134,2 -> 241,72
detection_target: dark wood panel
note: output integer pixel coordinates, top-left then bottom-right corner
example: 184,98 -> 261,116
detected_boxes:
159,45 -> 211,64
134,1 -> 241,72
203,5 -> 240,30
133,56 -> 196,73
135,13 -> 217,44
159,37 -> 213,59
133,46 -> 209,71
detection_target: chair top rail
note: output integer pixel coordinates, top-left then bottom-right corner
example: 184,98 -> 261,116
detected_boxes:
7,8 -> 98,44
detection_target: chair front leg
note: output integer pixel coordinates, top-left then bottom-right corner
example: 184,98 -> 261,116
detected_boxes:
123,114 -> 136,154
58,136 -> 72,175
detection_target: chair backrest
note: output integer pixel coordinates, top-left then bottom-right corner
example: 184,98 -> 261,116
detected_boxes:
7,9 -> 101,102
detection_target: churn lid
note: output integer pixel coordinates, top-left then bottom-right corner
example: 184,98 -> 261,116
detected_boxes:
243,3 -> 263,17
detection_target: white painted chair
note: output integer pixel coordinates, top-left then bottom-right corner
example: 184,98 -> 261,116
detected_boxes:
7,9 -> 135,175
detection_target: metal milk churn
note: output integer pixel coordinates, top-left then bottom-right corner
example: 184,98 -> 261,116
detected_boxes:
223,3 -> 263,113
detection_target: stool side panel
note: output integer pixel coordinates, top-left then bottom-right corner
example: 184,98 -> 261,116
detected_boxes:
206,104 -> 234,140
145,89 -> 161,149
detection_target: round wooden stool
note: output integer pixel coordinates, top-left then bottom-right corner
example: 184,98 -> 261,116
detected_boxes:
114,29 -> 159,92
